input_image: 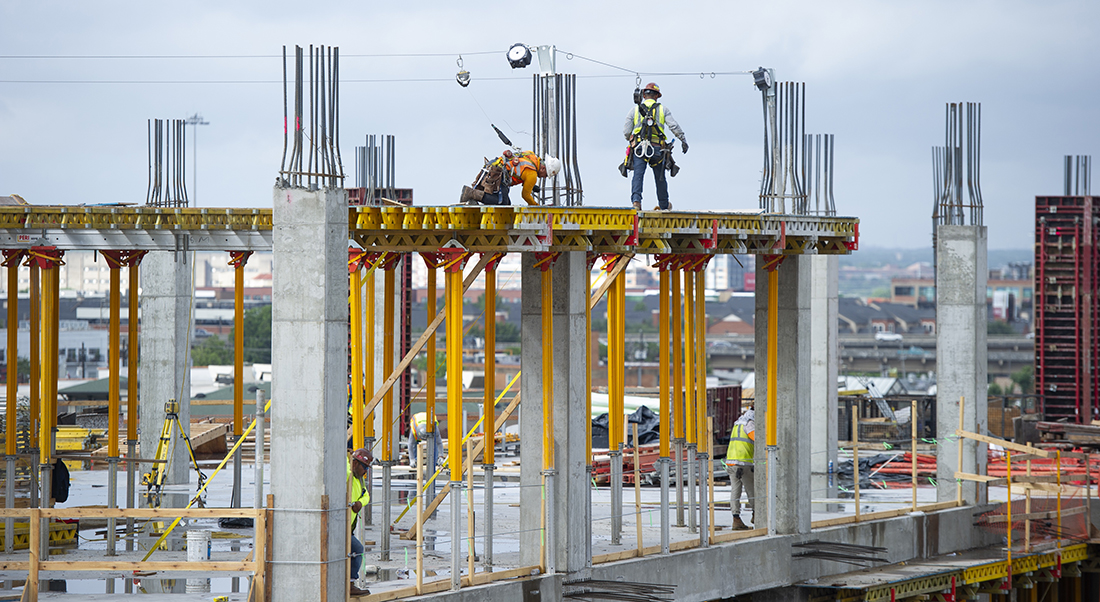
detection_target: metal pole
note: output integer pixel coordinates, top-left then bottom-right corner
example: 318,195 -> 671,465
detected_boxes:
446,257 -> 464,591
451,481 -> 461,591
106,259 -> 120,556
483,262 -> 496,565
426,259 -> 438,508
611,449 -> 622,544
483,463 -> 494,567
254,389 -> 266,510
658,267 -> 670,553
126,257 -> 140,555
4,253 -> 18,555
381,462 -> 392,561
544,470 -> 556,574
687,443 -> 697,533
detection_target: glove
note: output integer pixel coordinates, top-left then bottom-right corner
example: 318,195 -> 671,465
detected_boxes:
681,141 -> 689,154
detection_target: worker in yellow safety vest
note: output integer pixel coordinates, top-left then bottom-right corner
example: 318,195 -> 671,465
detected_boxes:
409,411 -> 443,469
622,82 -> 688,211
347,447 -> 372,596
460,150 -> 562,206
723,406 -> 755,530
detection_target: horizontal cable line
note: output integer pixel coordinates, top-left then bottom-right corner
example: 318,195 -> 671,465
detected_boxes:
0,51 -> 502,60
0,73 -> 737,85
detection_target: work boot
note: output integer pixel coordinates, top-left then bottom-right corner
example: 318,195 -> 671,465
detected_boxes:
654,202 -> 672,211
731,515 -> 750,530
459,185 -> 484,205
632,200 -> 642,211
350,585 -> 371,597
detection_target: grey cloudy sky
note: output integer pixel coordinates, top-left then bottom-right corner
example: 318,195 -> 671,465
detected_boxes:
1,1 -> 1096,250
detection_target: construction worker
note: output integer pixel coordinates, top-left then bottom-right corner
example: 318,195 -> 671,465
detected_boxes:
409,411 -> 443,469
622,82 -> 688,211
724,406 -> 755,530
347,446 -> 372,597
460,150 -> 562,206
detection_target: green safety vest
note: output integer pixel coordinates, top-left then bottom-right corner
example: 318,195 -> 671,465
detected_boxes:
347,458 -> 369,505
725,423 -> 754,465
631,99 -> 667,143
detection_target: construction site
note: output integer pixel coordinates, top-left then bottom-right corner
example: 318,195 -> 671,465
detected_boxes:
0,34 -> 1098,602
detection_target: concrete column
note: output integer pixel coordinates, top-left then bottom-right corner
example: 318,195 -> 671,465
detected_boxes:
269,186 -> 349,601
549,252 -> 590,572
809,255 -> 839,509
519,254 -> 544,568
935,225 -> 988,504
139,248 -> 192,510
519,252 -> 590,572
753,255 -> 812,534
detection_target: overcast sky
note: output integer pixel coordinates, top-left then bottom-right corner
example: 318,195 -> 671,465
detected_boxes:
1,1 -> 1096,250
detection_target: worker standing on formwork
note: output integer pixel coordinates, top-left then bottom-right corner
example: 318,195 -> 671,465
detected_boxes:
460,150 -> 562,206
622,82 -> 688,211
723,405 -> 755,530
347,447 -> 372,597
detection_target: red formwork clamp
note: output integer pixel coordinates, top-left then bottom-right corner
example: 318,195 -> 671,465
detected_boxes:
438,244 -> 470,274
26,246 -> 64,269
533,252 -> 559,272
480,252 -> 505,273
773,220 -> 787,252
845,222 -> 860,251
624,214 -> 640,247
229,250 -> 253,269
1,249 -> 27,270
700,219 -> 719,250
762,254 -> 786,273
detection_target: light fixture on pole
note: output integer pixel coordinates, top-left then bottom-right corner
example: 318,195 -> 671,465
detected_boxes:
184,113 -> 210,207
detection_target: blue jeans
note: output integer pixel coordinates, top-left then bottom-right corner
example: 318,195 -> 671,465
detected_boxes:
631,152 -> 669,208
351,534 -> 364,580
410,430 -> 443,468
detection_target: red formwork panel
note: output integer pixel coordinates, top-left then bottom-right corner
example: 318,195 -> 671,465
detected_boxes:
1035,196 -> 1098,423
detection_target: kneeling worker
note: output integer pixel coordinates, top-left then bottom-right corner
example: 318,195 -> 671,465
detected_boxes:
724,406 -> 755,530
461,150 -> 561,206
347,447 -> 372,596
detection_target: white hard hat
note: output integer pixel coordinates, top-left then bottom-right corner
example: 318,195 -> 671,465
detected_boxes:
543,156 -> 562,177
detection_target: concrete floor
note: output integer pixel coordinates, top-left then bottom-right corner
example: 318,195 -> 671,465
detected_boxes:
0,456 -> 946,599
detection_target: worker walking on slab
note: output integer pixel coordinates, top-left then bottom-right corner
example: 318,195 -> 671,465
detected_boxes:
724,406 -> 755,530
622,82 -> 688,211
460,150 -> 561,206
347,447 -> 372,597
409,411 -> 443,469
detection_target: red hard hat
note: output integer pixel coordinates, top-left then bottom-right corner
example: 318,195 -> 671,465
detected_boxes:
643,82 -> 661,98
351,447 -> 373,467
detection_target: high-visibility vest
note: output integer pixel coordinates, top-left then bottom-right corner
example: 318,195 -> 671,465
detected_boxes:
347,457 -> 369,505
725,423 -> 754,465
506,151 -> 541,185
631,99 -> 667,142
410,412 -> 435,440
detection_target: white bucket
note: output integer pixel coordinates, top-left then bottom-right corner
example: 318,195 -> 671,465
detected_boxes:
185,529 -> 212,593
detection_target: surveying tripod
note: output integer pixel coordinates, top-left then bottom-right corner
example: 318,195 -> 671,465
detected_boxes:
141,399 -> 208,508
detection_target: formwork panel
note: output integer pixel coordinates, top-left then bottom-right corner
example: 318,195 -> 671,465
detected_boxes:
1035,196 -> 1099,423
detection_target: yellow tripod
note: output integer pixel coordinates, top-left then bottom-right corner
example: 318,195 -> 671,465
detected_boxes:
141,400 -> 208,508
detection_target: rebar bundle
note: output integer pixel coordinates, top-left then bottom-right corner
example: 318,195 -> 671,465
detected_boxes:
759,82 -> 816,214
792,540 -> 889,567
803,133 -> 837,216
563,579 -> 676,602
145,118 -> 188,207
932,102 -> 983,227
532,73 -> 583,206
280,44 -> 344,190
1063,155 -> 1092,195
355,134 -> 396,206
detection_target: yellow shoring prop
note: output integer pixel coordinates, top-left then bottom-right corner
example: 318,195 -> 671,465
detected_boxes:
541,266 -> 554,472
671,269 -> 683,441
684,270 -> 695,447
586,259 -> 593,466
446,263 -> 463,479
695,264 -> 707,453
108,262 -> 121,459
426,259 -> 438,438
659,268 -> 670,459
483,265 -> 496,465
350,264 -> 364,450
393,372 -> 520,524
382,267 -> 396,462
231,253 -> 250,440
29,263 -> 39,451
3,254 -> 17,456
128,259 -> 141,444
765,267 -> 778,448
141,398 -> 274,561
364,268 -> 376,440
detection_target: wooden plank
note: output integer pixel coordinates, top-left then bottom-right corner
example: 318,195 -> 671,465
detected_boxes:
402,390 -> 521,540
359,253 -> 492,427
36,507 -> 260,519
956,472 -> 1005,485
0,562 -> 29,571
189,423 -> 230,449
956,430 -> 1053,458
38,561 -> 254,572
589,253 -> 634,311
467,565 -> 540,586
809,501 -> 960,529
710,527 -> 768,544
253,504 -> 266,602
982,506 -> 1088,524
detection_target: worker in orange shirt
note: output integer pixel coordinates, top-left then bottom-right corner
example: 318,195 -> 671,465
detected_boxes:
461,150 -> 561,206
